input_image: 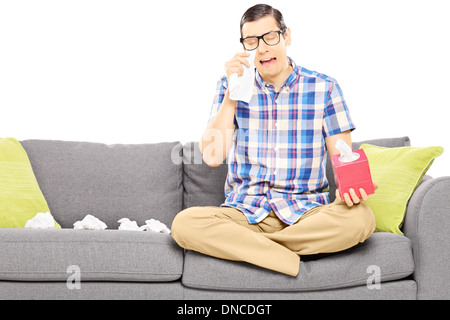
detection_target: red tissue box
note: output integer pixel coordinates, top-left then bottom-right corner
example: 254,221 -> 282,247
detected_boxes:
331,149 -> 375,200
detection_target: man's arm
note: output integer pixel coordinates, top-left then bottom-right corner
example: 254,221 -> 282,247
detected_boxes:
200,52 -> 250,167
200,90 -> 236,167
325,130 -> 378,207
325,130 -> 352,158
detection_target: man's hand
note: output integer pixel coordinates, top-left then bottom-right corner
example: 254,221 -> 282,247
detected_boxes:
225,52 -> 251,82
336,182 -> 378,207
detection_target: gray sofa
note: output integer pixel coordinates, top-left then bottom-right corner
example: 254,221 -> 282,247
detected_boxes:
0,136 -> 448,300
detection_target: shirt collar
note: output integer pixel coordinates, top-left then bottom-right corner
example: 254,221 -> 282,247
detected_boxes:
255,57 -> 300,91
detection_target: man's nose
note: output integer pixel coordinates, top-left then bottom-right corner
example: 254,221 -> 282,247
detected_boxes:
258,39 -> 269,54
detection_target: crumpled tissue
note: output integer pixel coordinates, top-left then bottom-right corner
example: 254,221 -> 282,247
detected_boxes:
118,218 -> 141,231
73,214 -> 107,230
117,218 -> 171,234
228,50 -> 256,103
25,212 -> 56,229
141,219 -> 171,234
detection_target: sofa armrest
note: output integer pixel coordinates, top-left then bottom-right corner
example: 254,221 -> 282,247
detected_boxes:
403,177 -> 450,300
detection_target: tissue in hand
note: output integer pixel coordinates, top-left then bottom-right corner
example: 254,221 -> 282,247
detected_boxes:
331,139 -> 374,199
228,50 -> 256,103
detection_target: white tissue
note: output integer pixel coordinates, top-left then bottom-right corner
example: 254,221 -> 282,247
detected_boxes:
117,218 -> 171,234
229,50 -> 256,103
118,218 -> 141,231
141,219 -> 171,234
335,139 -> 360,162
25,212 -> 55,229
73,214 -> 107,230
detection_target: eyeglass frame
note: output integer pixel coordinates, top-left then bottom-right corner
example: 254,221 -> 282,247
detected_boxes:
240,28 -> 287,51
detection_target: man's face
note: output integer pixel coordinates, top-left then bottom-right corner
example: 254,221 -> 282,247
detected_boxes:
241,15 -> 291,84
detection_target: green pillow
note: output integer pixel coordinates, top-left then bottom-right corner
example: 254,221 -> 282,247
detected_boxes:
0,138 -> 60,228
360,144 -> 443,235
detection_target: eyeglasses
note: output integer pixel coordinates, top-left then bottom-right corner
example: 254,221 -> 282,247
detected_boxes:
240,28 -> 286,51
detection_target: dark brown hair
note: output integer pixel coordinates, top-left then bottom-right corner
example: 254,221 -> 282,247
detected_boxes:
240,4 -> 287,37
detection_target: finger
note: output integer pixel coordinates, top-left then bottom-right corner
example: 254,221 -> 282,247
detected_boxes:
230,53 -> 251,66
335,189 -> 342,202
343,192 -> 353,207
373,182 -> 378,190
230,58 -> 249,70
236,56 -> 251,68
349,188 -> 360,204
235,51 -> 250,58
225,60 -> 246,69
226,63 -> 245,77
234,65 -> 245,77
359,188 -> 369,201
225,58 -> 247,70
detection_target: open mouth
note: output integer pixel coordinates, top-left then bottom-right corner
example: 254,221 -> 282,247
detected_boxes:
260,57 -> 277,66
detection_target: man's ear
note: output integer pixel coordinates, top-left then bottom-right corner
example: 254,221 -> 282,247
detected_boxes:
284,27 -> 292,46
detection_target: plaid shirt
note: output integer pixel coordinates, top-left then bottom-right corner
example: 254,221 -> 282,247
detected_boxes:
208,58 -> 355,225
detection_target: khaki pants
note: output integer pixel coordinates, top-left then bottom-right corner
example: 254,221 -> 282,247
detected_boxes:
171,201 -> 376,277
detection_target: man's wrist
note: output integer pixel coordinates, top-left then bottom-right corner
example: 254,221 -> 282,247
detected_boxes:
224,89 -> 238,107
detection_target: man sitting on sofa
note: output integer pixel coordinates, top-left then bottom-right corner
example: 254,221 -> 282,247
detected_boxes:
172,4 -> 377,277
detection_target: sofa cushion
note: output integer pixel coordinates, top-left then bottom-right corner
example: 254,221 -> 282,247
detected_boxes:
182,142 -> 228,208
21,140 -> 183,229
181,232 -> 414,291
360,144 -> 443,235
0,229 -> 183,282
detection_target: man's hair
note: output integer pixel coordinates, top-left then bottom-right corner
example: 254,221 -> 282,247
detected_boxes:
240,4 -> 287,37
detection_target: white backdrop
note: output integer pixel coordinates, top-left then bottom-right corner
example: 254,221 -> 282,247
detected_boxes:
1,0 -> 448,177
